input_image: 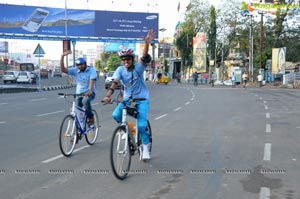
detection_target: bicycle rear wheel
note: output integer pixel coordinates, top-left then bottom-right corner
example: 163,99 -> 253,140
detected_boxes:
85,109 -> 99,145
110,126 -> 131,180
59,115 -> 77,157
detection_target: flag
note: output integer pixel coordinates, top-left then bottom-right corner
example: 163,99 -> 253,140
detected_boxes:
177,1 -> 180,12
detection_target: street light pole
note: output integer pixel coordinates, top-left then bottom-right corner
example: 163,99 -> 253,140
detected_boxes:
159,28 -> 167,71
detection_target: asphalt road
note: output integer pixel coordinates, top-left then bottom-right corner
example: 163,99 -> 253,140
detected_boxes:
0,81 -> 299,199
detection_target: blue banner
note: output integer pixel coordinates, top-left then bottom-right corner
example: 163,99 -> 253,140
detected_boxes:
104,42 -> 136,52
0,4 -> 158,42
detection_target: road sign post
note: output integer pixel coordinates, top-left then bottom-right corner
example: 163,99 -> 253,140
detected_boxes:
33,44 -> 45,91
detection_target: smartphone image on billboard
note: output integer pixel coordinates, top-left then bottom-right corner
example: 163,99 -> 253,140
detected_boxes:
22,8 -> 49,33
63,39 -> 72,54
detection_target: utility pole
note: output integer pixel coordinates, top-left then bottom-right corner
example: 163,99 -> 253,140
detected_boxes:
246,14 -> 254,82
159,28 -> 167,71
258,11 -> 266,69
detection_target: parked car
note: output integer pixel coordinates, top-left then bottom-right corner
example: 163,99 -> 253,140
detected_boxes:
3,71 -> 19,83
53,68 -> 62,77
16,71 -> 32,84
104,71 -> 121,89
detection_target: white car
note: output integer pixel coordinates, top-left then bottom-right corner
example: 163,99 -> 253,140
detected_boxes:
104,71 -> 122,89
16,71 -> 32,84
3,71 -> 19,83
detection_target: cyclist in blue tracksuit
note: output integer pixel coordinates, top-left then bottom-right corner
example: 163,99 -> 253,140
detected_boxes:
60,54 -> 97,125
102,29 -> 156,160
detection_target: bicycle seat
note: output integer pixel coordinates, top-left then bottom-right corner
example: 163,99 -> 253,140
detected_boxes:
126,106 -> 139,118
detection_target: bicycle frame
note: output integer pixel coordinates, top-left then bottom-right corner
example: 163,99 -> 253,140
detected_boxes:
67,95 -> 94,135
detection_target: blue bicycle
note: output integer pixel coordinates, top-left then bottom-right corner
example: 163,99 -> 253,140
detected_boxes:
58,93 -> 100,157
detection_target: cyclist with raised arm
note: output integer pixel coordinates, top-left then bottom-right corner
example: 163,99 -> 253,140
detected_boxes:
60,52 -> 98,126
102,29 -> 155,160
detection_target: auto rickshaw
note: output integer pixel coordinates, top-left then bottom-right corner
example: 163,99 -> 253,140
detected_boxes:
156,72 -> 170,84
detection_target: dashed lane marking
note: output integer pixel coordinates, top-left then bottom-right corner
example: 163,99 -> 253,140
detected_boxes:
29,98 -> 47,102
260,187 -> 270,199
174,107 -> 182,112
155,114 -> 168,120
36,110 -> 65,117
42,145 -> 90,163
266,124 -> 271,133
263,143 -> 271,161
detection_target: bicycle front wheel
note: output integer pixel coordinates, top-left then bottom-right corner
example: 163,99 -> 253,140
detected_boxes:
147,120 -> 153,154
85,110 -> 99,145
110,126 -> 131,180
59,115 -> 77,157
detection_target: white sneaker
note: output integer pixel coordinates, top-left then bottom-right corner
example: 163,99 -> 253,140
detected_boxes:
142,144 -> 151,160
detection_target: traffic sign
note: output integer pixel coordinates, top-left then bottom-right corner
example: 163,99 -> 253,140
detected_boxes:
33,43 -> 45,55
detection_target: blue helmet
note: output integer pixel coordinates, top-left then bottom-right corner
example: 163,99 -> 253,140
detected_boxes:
75,57 -> 86,65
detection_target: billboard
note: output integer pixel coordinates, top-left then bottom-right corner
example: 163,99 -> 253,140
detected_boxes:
0,4 -> 158,42
193,34 -> 207,72
103,42 -> 136,52
272,47 -> 286,74
0,41 -> 8,53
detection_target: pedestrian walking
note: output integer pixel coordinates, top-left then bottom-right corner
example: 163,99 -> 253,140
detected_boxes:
193,72 -> 198,86
231,72 -> 236,88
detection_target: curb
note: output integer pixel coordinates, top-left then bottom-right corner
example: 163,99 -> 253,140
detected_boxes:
42,84 -> 75,91
0,84 -> 75,94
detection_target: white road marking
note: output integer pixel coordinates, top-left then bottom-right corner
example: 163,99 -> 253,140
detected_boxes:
174,107 -> 182,112
0,121 -> 6,124
42,145 -> 90,163
263,101 -> 267,103
260,187 -> 270,199
155,114 -> 167,120
266,124 -> 271,133
263,143 -> 271,161
0,103 -> 8,105
185,101 -> 190,105
29,98 -> 47,102
259,97 -> 263,100
266,113 -> 270,118
36,110 -> 65,117
264,105 -> 268,110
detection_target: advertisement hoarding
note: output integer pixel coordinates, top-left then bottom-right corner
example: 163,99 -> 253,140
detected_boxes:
0,4 -> 158,42
272,47 -> 286,74
193,34 -> 207,72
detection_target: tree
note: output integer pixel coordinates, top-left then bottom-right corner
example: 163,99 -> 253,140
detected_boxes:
106,53 -> 121,71
208,6 -> 217,67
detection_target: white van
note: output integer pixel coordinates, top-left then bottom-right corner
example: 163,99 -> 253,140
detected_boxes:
17,71 -> 32,84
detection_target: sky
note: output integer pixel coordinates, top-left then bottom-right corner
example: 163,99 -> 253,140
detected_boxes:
0,0 -> 222,60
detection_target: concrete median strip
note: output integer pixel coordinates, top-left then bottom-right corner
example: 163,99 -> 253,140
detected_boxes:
0,84 -> 75,93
